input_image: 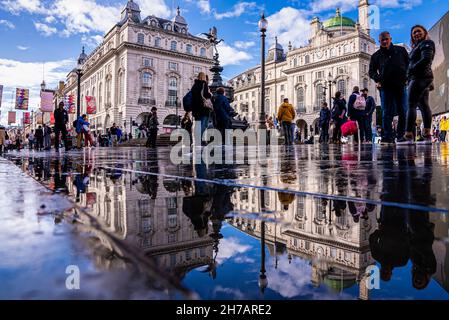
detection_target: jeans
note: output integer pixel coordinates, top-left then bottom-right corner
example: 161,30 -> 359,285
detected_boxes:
319,123 -> 330,143
406,79 -> 433,133
353,117 -> 368,142
365,115 -> 373,142
194,115 -> 210,146
54,125 -> 68,150
282,121 -> 293,145
380,87 -> 408,140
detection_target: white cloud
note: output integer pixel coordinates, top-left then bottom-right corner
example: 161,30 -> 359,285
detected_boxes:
17,46 -> 29,51
216,237 -> 251,264
81,34 -> 104,48
197,0 -> 211,14
0,58 -> 74,122
0,19 -> 15,29
217,42 -> 253,67
34,22 -> 58,36
1,0 -> 45,14
234,41 -> 256,49
135,0 -> 172,19
266,7 -> 311,49
44,15 -> 56,23
213,2 -> 257,20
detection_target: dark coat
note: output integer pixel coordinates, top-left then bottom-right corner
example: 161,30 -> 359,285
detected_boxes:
369,44 -> 409,89
35,128 -> 44,139
191,79 -> 212,119
213,93 -> 235,129
365,95 -> 376,117
408,39 -> 435,81
54,108 -> 69,127
319,107 -> 331,126
331,98 -> 347,121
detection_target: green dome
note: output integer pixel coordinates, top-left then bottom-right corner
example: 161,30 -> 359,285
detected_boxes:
322,8 -> 356,29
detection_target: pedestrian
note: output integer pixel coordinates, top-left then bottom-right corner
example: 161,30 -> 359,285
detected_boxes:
78,114 -> 95,147
191,72 -> 212,146
110,123 -> 118,146
439,116 -> 447,142
212,87 -> 236,144
53,102 -> 69,151
0,125 -> 6,154
277,98 -> 296,146
266,115 -> 275,144
397,25 -> 436,145
15,135 -> 21,151
34,126 -> 43,150
319,101 -> 331,144
181,111 -> 193,146
128,132 -> 132,141
361,88 -> 377,143
369,31 -> 409,144
117,126 -> 123,144
348,86 -> 368,143
28,131 -> 35,150
146,107 -> 159,148
331,91 -> 347,144
43,124 -> 52,150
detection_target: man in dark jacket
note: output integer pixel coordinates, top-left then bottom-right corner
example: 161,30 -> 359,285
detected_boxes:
34,125 -> 44,150
318,102 -> 331,144
191,73 -> 212,146
146,107 -> 159,148
53,102 -> 69,151
213,87 -> 235,144
369,31 -> 409,143
362,88 -> 376,143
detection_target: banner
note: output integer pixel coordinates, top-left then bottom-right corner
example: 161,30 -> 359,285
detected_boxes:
64,94 -> 76,114
8,111 -> 16,124
36,112 -> 43,125
15,88 -> 29,110
0,85 -> 3,108
50,112 -> 55,124
23,112 -> 31,124
40,91 -> 54,112
86,96 -> 96,114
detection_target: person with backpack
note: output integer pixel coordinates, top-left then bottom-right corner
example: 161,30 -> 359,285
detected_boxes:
190,72 -> 212,147
348,86 -> 368,143
318,102 -> 331,144
331,91 -> 347,144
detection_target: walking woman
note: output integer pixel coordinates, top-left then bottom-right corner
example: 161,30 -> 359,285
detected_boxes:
397,25 -> 436,145
191,72 -> 212,146
331,91 -> 347,144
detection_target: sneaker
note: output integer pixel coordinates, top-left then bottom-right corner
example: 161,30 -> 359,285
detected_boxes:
416,135 -> 432,145
396,137 -> 415,146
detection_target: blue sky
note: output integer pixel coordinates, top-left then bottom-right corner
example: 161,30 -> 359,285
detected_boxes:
0,0 -> 448,124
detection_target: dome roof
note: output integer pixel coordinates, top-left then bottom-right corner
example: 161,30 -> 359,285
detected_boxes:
124,0 -> 140,12
173,7 -> 187,25
269,42 -> 283,51
322,8 -> 356,29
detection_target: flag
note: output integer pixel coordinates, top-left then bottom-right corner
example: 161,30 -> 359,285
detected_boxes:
0,85 -> 3,108
8,111 -> 16,124
50,112 -> 55,124
36,112 -> 43,125
86,96 -> 96,114
23,112 -> 31,124
15,88 -> 29,110
40,91 -> 54,112
64,94 -> 76,114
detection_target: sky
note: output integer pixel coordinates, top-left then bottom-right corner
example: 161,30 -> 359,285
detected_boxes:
0,0 -> 448,125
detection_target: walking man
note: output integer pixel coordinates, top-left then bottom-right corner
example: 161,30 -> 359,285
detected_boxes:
277,98 -> 296,146
54,102 -> 69,151
362,88 -> 377,143
369,31 -> 409,144
319,102 -> 331,144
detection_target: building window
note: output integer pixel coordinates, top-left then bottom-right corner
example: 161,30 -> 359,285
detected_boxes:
142,72 -> 152,87
294,58 -> 297,67
200,48 -> 206,57
252,91 -> 255,97
98,82 -> 103,111
155,37 -> 161,47
170,41 -> 177,51
143,57 -> 153,67
106,78 -> 111,106
118,73 -> 125,104
304,55 -> 310,64
167,77 -> 178,106
137,33 -> 144,45
363,78 -> 369,90
186,44 -> 193,54
337,79 -> 346,98
297,75 -> 304,83
169,62 -> 178,71
297,87 -> 305,109
316,71 -> 324,80
280,84 -> 285,92
194,66 -> 201,74
316,84 -> 324,107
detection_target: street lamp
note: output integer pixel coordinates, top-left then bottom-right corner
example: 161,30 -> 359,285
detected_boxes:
40,80 -> 46,91
76,47 -> 87,118
258,13 -> 268,130
327,72 -> 335,108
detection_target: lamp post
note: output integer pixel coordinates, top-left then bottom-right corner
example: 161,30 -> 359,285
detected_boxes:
258,13 -> 268,130
327,72 -> 335,108
76,47 -> 87,119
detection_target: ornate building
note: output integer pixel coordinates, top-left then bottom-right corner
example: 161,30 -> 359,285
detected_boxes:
229,1 -> 376,137
64,0 -> 214,134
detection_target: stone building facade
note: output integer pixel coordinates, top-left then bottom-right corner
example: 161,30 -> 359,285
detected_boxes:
229,1 -> 377,138
64,1 -> 214,134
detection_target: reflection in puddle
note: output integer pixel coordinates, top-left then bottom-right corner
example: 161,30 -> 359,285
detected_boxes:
2,145 -> 449,299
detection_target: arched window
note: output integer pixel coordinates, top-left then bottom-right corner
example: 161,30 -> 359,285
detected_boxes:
316,84 -> 324,107
337,79 -> 346,99
106,77 -> 111,107
363,43 -> 368,52
118,72 -> 124,104
294,58 -> 297,67
141,72 -> 152,98
297,87 -> 305,109
167,77 -> 178,106
151,20 -> 157,27
305,55 -> 310,64
155,37 -> 161,47
98,82 -> 103,111
170,41 -> 177,51
200,48 -> 206,57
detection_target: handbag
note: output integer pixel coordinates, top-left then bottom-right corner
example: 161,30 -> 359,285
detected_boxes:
341,120 -> 359,137
201,83 -> 213,111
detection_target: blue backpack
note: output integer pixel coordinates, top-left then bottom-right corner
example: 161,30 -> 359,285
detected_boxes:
183,91 -> 193,112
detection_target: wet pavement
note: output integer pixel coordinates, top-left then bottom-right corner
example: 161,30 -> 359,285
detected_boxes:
1,143 -> 449,300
